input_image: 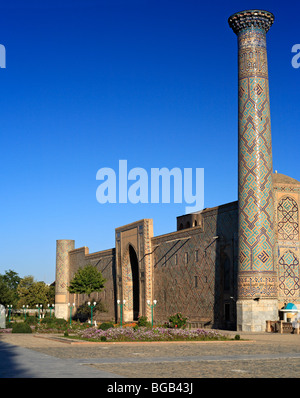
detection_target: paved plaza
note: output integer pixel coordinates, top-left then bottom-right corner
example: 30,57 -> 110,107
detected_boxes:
0,331 -> 300,379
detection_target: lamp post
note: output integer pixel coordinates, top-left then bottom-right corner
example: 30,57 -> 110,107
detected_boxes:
87,301 -> 96,326
117,299 -> 126,328
7,305 -> 12,323
22,305 -> 29,321
36,304 -> 42,323
68,303 -> 75,326
147,300 -> 157,328
48,304 -> 55,318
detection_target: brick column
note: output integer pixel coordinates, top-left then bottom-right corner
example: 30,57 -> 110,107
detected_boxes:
55,239 -> 75,320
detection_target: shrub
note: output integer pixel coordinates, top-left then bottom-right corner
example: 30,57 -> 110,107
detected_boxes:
100,336 -> 107,342
54,318 -> 68,326
137,316 -> 150,327
25,316 -> 38,325
41,317 -> 67,326
166,313 -> 187,329
74,301 -> 107,322
41,317 -> 55,325
12,322 -> 32,334
234,334 -> 240,340
99,322 -> 114,331
34,317 -> 69,333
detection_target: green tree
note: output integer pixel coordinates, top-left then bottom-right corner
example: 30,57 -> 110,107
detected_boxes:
47,284 -> 55,304
68,264 -> 106,296
0,269 -> 21,306
2,269 -> 21,290
17,276 -> 51,308
17,276 -> 35,307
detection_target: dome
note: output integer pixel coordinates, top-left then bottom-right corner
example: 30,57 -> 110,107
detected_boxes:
273,173 -> 300,186
284,303 -> 298,311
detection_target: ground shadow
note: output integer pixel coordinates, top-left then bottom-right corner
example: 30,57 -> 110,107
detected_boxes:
0,337 -> 34,377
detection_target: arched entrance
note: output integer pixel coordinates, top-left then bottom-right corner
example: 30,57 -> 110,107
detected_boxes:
129,245 -> 139,320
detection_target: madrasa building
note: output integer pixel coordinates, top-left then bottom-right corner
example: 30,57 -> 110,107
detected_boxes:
54,10 -> 300,332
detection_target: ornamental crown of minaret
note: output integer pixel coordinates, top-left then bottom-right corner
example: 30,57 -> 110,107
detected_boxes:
228,10 -> 274,34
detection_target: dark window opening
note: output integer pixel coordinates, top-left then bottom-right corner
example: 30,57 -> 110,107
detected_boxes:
129,245 -> 139,321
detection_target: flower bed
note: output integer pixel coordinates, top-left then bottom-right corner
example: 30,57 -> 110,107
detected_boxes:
0,328 -> 12,333
75,326 -> 229,342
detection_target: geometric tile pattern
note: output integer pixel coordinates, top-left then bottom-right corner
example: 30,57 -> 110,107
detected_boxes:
55,239 -> 75,294
238,271 -> 277,299
232,20 -> 277,298
278,250 -> 300,298
277,196 -> 299,241
121,248 -> 133,311
143,219 -> 153,320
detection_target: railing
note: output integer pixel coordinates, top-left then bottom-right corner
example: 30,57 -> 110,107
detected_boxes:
266,320 -> 299,334
5,308 -> 53,318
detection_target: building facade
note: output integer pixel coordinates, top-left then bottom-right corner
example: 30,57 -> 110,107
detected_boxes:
54,10 -> 300,331
55,173 -> 300,331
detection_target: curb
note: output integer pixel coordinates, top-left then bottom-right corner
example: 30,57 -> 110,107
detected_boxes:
33,334 -> 252,345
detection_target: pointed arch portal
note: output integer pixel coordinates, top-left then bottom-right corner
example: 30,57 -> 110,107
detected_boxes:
129,245 -> 140,320
116,219 -> 153,323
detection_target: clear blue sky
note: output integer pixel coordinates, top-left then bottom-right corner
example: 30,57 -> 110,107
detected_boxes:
0,0 -> 299,283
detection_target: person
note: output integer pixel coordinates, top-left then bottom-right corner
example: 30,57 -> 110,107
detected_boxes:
292,316 -> 299,334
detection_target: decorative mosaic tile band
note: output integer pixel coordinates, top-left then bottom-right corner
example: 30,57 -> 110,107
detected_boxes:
238,271 -> 277,298
238,28 -> 268,79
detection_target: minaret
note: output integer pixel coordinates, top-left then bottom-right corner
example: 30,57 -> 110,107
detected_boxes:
55,239 -> 75,320
228,10 -> 278,331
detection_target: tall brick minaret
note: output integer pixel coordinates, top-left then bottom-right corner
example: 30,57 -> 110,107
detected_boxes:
228,10 -> 278,331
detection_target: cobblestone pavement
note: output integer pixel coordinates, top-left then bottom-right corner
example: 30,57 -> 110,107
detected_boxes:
1,331 -> 300,378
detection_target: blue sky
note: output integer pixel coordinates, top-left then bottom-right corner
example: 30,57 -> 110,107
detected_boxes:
0,0 -> 299,283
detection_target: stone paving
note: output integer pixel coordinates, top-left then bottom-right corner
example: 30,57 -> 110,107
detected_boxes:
0,330 -> 300,378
